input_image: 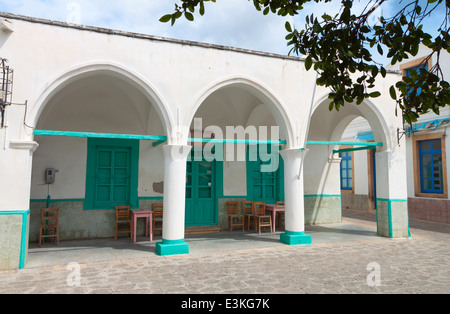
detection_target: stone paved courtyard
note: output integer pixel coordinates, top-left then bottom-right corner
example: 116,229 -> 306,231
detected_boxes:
1,209 -> 449,295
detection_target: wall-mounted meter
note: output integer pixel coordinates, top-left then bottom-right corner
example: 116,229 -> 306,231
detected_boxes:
45,168 -> 57,184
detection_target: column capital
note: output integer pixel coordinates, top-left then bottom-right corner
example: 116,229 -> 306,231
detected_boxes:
9,140 -> 39,153
162,144 -> 192,161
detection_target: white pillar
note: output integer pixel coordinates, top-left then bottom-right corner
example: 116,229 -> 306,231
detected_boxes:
279,148 -> 312,245
155,144 -> 191,256
375,147 -> 410,238
0,140 -> 38,270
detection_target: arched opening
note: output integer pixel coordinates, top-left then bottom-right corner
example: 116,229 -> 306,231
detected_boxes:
304,96 -> 390,234
29,66 -> 172,246
340,117 -> 379,213
184,79 -> 293,233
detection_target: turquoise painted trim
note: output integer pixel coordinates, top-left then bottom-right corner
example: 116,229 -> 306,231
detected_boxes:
152,140 -> 167,147
161,239 -> 186,245
304,194 -> 342,197
34,130 -> 288,145
388,201 -> 393,238
0,210 -> 30,215
0,210 -> 30,269
189,138 -> 287,145
280,230 -> 312,246
307,141 -> 383,147
19,211 -> 29,269
34,130 -> 388,148
376,198 -> 410,238
30,198 -> 85,203
34,130 -> 167,142
218,196 -> 247,199
333,146 -> 376,154
138,196 -> 164,200
376,198 -> 408,202
156,239 -> 190,256
31,197 -> 165,203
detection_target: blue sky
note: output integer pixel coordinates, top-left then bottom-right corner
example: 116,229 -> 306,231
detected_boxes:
0,0 -> 447,62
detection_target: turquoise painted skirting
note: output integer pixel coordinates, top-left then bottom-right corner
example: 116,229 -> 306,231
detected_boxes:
376,198 -> 410,238
0,210 -> 30,269
304,194 -> 341,198
138,197 -> 164,200
156,238 -> 190,256
280,230 -> 312,245
30,198 -> 85,203
31,196 -> 164,203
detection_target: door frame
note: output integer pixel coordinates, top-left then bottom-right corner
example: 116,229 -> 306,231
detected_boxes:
367,147 -> 377,213
185,151 -> 219,227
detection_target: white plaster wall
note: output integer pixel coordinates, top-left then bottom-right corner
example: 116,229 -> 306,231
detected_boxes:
31,136 -> 87,199
353,150 -> 369,195
0,18 -> 308,146
0,15 -> 405,210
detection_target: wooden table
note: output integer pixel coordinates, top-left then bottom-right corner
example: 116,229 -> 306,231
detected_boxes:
131,209 -> 153,243
265,204 -> 285,233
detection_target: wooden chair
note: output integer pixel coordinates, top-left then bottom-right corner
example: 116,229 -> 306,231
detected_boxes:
115,205 -> 131,240
276,201 -> 285,229
39,208 -> 60,247
242,201 -> 255,231
152,203 -> 163,237
227,201 -> 244,232
254,202 -> 272,234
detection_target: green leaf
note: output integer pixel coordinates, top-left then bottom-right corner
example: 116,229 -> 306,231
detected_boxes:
199,2 -> 205,15
377,44 -> 383,55
159,14 -> 172,23
305,55 -> 313,70
185,12 -> 194,21
389,85 -> 397,100
285,21 -> 292,32
369,91 -> 381,98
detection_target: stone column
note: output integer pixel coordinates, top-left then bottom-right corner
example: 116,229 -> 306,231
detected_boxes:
279,148 -> 312,245
0,140 -> 38,270
155,144 -> 192,256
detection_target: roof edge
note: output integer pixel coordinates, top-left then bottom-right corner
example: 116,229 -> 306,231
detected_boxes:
0,11 -> 304,62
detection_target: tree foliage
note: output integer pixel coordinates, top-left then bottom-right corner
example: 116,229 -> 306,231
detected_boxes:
161,0 -> 450,124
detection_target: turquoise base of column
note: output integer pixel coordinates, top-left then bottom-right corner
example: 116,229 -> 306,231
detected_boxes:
156,239 -> 190,256
280,231 -> 312,246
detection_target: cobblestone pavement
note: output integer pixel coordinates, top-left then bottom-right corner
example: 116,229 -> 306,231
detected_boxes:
1,210 -> 449,294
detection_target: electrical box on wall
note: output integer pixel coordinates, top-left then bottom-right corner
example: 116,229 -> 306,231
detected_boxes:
45,168 -> 57,184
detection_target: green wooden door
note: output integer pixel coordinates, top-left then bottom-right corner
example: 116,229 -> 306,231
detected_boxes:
185,156 -> 216,226
95,146 -> 131,208
85,138 -> 139,210
247,144 -> 284,204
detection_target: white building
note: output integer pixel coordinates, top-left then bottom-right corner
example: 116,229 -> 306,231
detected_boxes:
341,45 -> 450,223
0,12 -> 410,270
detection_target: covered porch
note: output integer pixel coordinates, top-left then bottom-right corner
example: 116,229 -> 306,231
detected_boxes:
26,209 -> 381,269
